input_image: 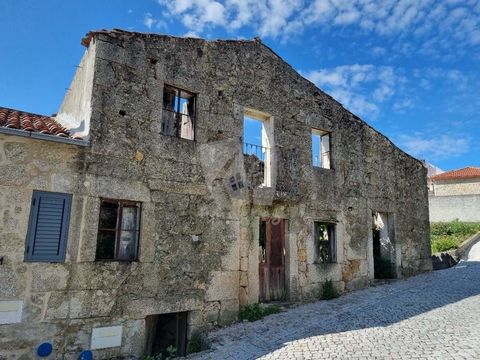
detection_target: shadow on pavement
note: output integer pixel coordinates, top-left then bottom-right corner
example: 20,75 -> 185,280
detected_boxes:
195,261 -> 480,360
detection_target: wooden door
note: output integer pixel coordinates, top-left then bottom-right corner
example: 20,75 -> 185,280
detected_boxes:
259,218 -> 286,302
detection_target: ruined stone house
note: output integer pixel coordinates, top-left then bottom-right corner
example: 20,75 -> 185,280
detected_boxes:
0,29 -> 432,358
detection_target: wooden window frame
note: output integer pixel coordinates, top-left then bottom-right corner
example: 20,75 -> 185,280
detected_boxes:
96,198 -> 141,262
162,84 -> 197,141
313,222 -> 336,264
311,128 -> 332,170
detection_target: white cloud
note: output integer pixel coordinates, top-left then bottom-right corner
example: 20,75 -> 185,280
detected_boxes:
393,98 -> 414,112
303,64 -> 404,120
371,46 -> 387,57
144,13 -> 155,29
158,0 -> 227,33
143,12 -> 167,30
398,133 -> 470,161
151,0 -> 480,56
184,31 -> 200,38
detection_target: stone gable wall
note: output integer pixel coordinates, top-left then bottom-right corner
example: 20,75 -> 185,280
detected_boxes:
0,31 -> 431,359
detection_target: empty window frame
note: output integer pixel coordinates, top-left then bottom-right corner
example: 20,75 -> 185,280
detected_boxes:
162,85 -> 196,140
24,191 -> 72,262
312,129 -> 331,169
145,312 -> 188,357
243,110 -> 273,187
313,222 -> 335,263
96,199 -> 141,261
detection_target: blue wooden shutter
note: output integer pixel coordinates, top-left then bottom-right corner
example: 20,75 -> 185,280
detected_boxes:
25,191 -> 72,262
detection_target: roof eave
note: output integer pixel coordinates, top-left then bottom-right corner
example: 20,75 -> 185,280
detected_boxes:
0,127 -> 89,146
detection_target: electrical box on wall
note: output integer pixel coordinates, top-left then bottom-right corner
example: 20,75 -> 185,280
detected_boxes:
91,325 -> 123,350
0,300 -> 23,324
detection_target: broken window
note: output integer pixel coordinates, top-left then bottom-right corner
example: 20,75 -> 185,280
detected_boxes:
162,85 -> 196,140
312,129 -> 331,169
145,312 -> 188,357
314,222 -> 335,263
96,199 -> 141,261
243,109 -> 273,187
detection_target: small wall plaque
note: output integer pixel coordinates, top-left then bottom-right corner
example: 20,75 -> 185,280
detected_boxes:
91,325 -> 123,350
0,300 -> 23,324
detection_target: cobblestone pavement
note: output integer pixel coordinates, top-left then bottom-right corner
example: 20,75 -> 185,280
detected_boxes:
192,260 -> 480,359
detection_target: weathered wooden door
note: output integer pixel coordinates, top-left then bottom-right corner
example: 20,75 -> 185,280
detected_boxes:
259,218 -> 286,302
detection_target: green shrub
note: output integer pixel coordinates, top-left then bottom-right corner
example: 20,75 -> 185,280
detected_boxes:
262,305 -> 282,316
239,303 -> 281,322
187,331 -> 203,354
431,221 -> 480,253
144,345 -> 176,360
431,236 -> 458,253
374,256 -> 394,279
322,279 -> 339,300
164,346 -> 176,360
144,355 -> 162,360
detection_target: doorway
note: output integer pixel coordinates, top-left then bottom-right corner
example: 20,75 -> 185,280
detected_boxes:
372,212 -> 396,279
259,218 -> 286,302
145,312 -> 188,357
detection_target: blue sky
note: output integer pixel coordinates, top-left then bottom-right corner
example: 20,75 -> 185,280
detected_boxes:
1,0 -> 479,170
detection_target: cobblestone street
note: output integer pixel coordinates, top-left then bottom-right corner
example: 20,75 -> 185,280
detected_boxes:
193,255 -> 480,359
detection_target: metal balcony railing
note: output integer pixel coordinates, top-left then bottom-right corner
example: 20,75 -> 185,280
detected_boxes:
243,142 -> 269,162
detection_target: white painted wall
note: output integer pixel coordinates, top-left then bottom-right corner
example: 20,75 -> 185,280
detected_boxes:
56,39 -> 97,139
429,194 -> 480,222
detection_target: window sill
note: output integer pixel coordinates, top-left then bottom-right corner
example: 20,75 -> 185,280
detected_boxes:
313,261 -> 337,266
313,166 -> 334,171
160,132 -> 196,143
95,259 -> 139,263
24,259 -> 66,263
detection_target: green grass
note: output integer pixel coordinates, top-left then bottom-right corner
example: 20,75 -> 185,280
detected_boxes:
431,221 -> 480,253
239,303 -> 281,322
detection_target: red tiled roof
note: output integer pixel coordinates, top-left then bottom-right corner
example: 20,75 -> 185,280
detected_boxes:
431,167 -> 480,181
0,107 -> 72,138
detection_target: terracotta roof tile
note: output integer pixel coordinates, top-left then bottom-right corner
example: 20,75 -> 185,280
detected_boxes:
431,167 -> 480,181
0,107 -> 79,139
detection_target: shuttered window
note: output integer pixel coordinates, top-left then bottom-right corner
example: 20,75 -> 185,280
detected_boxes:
24,191 -> 72,262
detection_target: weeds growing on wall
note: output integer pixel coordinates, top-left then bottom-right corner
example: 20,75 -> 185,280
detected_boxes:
322,279 -> 339,300
239,303 -> 281,322
186,331 -> 204,354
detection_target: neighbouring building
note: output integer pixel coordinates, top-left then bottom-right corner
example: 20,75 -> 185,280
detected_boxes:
429,166 -> 480,222
0,29 -> 431,359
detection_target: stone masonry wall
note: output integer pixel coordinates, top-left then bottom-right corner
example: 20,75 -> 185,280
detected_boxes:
0,30 -> 431,359
432,178 -> 480,196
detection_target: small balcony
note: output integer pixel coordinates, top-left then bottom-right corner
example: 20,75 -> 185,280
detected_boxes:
243,142 -> 270,189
